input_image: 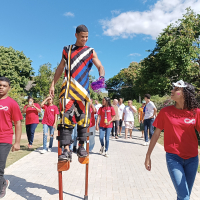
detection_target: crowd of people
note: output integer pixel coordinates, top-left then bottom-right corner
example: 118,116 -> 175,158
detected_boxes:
1,23 -> 200,200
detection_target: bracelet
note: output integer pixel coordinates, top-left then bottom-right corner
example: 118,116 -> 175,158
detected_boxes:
99,76 -> 104,79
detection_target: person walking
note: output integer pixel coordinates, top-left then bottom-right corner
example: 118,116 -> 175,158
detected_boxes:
138,100 -> 146,138
143,94 -> 157,146
22,96 -> 41,148
39,96 -> 59,154
0,77 -> 23,199
122,100 -> 137,139
49,24 -> 105,161
118,98 -> 125,136
145,80 -> 200,200
111,99 -> 119,139
96,97 -> 115,157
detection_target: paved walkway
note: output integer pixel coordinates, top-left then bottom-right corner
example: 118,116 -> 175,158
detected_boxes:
5,128 -> 200,200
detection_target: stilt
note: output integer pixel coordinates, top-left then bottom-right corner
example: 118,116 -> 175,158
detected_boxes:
78,128 -> 92,200
57,127 -> 70,200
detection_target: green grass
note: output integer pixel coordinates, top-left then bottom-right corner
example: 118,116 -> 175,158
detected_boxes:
21,122 -> 43,135
6,138 -> 45,167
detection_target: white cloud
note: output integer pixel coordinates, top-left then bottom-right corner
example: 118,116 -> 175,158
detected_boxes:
64,12 -> 74,17
111,10 -> 121,15
39,55 -> 43,58
128,53 -> 141,57
100,0 -> 200,40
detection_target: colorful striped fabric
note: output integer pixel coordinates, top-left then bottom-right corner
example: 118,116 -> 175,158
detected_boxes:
59,44 -> 94,102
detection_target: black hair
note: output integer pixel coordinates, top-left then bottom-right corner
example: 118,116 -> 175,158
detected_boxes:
183,82 -> 199,111
28,96 -> 34,101
103,97 -> 112,107
0,76 -> 10,86
144,94 -> 151,99
76,25 -> 88,33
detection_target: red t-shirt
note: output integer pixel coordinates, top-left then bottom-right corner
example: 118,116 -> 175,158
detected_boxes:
98,106 -> 115,128
153,105 -> 200,159
0,97 -> 23,144
89,106 -> 96,128
42,104 -> 59,126
24,103 -> 41,125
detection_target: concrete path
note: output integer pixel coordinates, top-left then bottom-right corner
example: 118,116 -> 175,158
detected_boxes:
5,128 -> 200,200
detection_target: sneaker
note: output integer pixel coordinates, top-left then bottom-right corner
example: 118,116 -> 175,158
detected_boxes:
105,151 -> 109,157
115,136 -> 118,139
39,149 -> 47,154
47,148 -> 52,152
0,180 -> 10,199
58,149 -> 71,161
99,146 -> 104,155
77,146 -> 88,157
143,142 -> 149,146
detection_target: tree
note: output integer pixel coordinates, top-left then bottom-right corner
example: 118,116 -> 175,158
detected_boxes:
32,63 -> 54,102
135,8 -> 200,96
0,46 -> 33,92
106,62 -> 141,100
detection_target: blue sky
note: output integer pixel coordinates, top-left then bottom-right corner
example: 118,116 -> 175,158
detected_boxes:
1,0 -> 200,80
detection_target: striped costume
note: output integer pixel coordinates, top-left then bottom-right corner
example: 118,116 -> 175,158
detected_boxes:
58,44 -> 94,145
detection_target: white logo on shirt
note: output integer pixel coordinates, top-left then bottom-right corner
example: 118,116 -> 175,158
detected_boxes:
51,109 -> 54,112
184,118 -> 195,124
0,105 -> 8,111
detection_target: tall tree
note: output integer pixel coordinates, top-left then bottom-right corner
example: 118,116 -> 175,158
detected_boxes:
135,8 -> 200,96
0,46 -> 33,92
32,63 -> 53,102
106,62 -> 141,100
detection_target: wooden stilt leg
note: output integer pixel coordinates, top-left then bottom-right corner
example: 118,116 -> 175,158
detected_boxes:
84,127 -> 90,200
57,130 -> 63,200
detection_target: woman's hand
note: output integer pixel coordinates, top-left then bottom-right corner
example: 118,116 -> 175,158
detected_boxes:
53,123 -> 56,129
96,125 -> 99,131
144,154 -> 151,171
107,121 -> 111,125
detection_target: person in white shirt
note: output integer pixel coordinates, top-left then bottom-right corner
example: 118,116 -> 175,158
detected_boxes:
122,100 -> 137,139
94,99 -> 102,123
118,98 -> 125,136
143,94 -> 157,146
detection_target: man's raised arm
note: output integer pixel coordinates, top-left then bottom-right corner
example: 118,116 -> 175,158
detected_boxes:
92,50 -> 105,77
49,55 -> 65,97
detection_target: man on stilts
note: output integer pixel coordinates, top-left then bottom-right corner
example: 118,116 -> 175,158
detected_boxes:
49,24 -> 105,161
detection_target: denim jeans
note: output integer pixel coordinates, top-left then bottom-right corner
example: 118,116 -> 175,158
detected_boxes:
99,127 -> 112,152
0,143 -> 12,192
26,123 -> 38,145
69,124 -> 78,151
43,124 -> 55,150
166,153 -> 199,200
144,118 -> 154,142
89,126 -> 95,152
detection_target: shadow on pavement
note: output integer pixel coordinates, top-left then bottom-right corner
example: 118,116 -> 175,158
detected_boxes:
5,175 -> 83,199
113,139 -> 144,146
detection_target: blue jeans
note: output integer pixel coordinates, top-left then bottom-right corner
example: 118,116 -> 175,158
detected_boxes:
166,153 -> 199,200
43,124 -> 55,150
99,127 -> 112,152
26,123 -> 38,145
144,118 -> 154,142
70,124 -> 77,151
89,126 -> 95,152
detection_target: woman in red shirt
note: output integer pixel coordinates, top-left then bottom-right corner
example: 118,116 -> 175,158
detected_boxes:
145,80 -> 200,199
39,96 -> 59,154
96,97 -> 115,157
22,96 -> 41,148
